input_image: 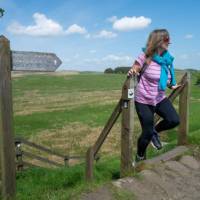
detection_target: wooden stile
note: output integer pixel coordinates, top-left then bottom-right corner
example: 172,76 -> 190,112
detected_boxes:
85,71 -> 191,180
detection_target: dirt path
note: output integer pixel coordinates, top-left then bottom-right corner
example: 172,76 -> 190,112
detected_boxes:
81,146 -> 200,200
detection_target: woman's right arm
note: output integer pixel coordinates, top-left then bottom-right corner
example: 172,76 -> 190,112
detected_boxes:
127,61 -> 142,77
127,52 -> 146,77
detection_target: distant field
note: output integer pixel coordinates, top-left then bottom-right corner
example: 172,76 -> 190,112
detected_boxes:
11,70 -> 80,77
12,70 -> 200,164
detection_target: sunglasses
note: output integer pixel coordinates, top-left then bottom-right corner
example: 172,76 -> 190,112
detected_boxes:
163,37 -> 171,44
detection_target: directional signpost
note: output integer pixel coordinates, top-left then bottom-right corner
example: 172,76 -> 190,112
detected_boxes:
11,51 -> 62,71
0,35 -> 62,199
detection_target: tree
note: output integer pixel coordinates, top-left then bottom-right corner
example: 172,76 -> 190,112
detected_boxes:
104,68 -> 114,73
114,66 -> 130,74
0,8 -> 5,18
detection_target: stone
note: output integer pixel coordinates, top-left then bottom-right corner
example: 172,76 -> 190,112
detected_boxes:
179,155 -> 200,170
164,161 -> 191,176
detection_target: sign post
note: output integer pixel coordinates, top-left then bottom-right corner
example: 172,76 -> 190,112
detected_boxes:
11,51 -> 62,72
0,36 -> 16,200
0,35 -> 61,199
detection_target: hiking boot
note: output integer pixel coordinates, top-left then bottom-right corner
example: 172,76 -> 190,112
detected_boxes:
151,129 -> 162,150
132,154 -> 146,167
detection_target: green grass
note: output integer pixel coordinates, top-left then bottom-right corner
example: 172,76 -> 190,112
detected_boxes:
14,103 -> 117,138
13,71 -> 200,199
12,73 -> 125,97
16,156 -> 121,200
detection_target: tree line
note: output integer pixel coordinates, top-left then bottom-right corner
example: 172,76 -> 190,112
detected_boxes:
104,66 -> 131,74
104,67 -> 200,86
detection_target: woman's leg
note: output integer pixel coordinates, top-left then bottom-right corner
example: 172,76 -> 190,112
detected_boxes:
155,98 -> 180,133
135,101 -> 155,157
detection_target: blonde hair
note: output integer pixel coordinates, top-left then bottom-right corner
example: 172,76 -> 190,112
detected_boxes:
145,29 -> 170,59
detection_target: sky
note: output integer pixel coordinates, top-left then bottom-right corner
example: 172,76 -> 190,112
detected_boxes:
0,0 -> 200,71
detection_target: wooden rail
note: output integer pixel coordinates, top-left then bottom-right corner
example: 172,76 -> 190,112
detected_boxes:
15,137 -> 85,170
15,137 -> 67,159
93,99 -> 122,158
22,151 -> 63,167
86,99 -> 122,180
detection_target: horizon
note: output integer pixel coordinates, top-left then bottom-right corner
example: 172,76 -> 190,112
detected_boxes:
1,0 -> 200,71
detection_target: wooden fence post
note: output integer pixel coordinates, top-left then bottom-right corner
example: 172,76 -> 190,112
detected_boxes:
85,146 -> 94,181
120,77 -> 134,177
178,72 -> 190,145
0,35 -> 16,199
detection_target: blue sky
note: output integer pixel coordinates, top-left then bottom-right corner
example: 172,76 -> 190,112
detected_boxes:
1,0 -> 200,71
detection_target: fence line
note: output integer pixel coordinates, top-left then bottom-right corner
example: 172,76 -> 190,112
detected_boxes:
15,137 -> 85,170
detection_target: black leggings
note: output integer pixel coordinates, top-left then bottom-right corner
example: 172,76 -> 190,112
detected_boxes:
135,98 -> 180,157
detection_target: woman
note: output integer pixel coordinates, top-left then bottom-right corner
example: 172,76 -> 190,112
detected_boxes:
127,29 -> 181,164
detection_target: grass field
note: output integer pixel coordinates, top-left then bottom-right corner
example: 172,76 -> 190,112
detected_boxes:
12,71 -> 200,199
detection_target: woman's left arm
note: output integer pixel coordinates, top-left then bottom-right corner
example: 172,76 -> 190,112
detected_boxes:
167,69 -> 181,90
167,80 -> 181,90
170,84 -> 182,90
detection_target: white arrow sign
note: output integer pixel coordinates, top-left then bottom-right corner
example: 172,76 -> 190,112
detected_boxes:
11,51 -> 62,72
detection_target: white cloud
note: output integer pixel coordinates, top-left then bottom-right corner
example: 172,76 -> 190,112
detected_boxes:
65,24 -> 87,35
185,34 -> 194,39
112,16 -> 152,31
107,16 -> 118,23
7,12 -> 87,37
94,30 -> 117,38
102,54 -> 132,62
7,13 -> 65,36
